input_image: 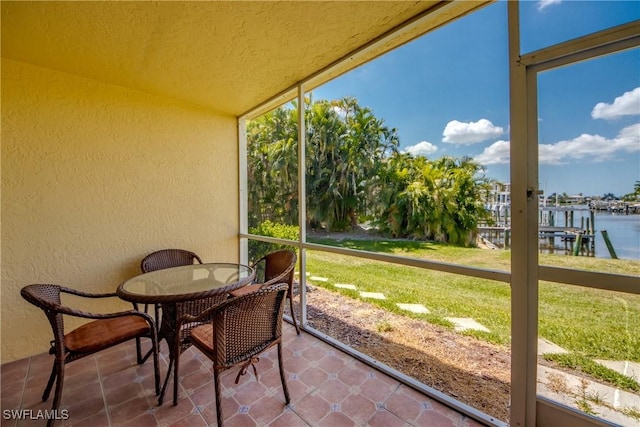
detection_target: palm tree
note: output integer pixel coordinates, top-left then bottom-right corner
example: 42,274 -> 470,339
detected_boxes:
247,104 -> 298,227
305,99 -> 346,230
305,97 -> 398,231
374,154 -> 487,245
247,97 -> 488,245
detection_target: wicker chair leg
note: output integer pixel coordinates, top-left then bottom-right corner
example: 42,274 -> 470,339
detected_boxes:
135,337 -> 143,363
134,333 -> 158,391
289,294 -> 300,335
42,359 -> 58,401
158,357 -> 174,405
135,338 -> 155,365
155,304 -> 161,334
47,360 -> 65,427
173,353 -> 180,406
214,368 -> 223,427
152,342 -> 160,396
277,343 -> 290,404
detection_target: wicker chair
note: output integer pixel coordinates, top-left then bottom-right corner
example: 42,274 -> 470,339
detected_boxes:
141,249 -> 203,273
229,249 -> 299,334
20,284 -> 160,427
140,249 -> 234,404
175,282 -> 290,425
140,249 -> 203,330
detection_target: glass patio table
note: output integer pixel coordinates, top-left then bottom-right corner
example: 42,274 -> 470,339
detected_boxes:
117,262 -> 255,404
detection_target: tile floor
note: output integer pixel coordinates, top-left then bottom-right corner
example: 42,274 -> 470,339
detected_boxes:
1,323 -> 486,426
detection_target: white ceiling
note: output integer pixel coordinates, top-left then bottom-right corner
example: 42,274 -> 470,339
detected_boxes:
1,1 -> 485,116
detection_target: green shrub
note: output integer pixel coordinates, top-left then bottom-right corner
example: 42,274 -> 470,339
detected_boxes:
248,220 -> 299,261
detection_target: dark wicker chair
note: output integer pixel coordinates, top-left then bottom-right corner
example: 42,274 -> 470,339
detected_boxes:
141,249 -> 203,273
140,249 -> 233,404
140,248 -> 203,330
175,282 -> 290,425
20,284 -> 160,427
229,249 -> 299,334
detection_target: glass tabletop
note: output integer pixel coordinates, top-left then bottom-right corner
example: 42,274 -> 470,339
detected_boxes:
117,263 -> 255,303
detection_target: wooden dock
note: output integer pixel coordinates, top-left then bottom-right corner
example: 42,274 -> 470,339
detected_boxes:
478,204 -> 600,256
538,226 -> 595,256
477,225 -> 596,256
480,196 -> 630,257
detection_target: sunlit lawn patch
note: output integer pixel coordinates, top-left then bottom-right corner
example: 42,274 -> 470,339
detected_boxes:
306,237 -> 640,362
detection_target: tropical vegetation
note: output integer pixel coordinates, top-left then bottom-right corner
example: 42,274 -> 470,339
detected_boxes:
621,180 -> 640,202
246,97 -> 491,245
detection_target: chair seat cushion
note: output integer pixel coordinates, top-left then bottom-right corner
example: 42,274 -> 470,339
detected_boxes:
229,283 -> 262,298
65,316 -> 150,353
190,324 -> 214,352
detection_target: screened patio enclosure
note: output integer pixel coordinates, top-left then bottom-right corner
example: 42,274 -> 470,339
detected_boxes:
2,1 -> 639,427
239,2 -> 639,427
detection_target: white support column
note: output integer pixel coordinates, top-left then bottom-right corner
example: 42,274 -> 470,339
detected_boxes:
238,116 -> 249,265
297,85 -> 307,328
508,2 -> 539,426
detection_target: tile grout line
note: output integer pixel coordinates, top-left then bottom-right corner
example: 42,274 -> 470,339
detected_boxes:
94,355 -> 113,427
183,371 -> 209,426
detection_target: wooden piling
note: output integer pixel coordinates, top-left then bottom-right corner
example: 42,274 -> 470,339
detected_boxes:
572,233 -> 582,256
601,230 -> 618,259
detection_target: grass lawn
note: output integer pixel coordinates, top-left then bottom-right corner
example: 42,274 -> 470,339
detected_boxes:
305,237 -> 640,365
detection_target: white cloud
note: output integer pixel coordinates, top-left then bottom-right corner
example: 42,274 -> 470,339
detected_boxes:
473,123 -> 640,166
537,0 -> 561,12
618,122 -> 640,146
591,87 -> 640,120
442,119 -> 505,144
403,140 -> 438,157
560,125 -> 640,162
540,123 -> 640,164
474,140 -> 511,165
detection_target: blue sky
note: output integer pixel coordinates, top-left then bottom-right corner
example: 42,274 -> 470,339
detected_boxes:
311,1 -> 639,198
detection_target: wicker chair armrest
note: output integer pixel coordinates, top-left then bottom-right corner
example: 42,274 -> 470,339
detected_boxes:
177,282 -> 288,327
54,304 -> 156,324
57,286 -> 151,318
261,267 -> 293,287
250,255 -> 294,284
250,254 -> 268,270
59,286 -> 118,299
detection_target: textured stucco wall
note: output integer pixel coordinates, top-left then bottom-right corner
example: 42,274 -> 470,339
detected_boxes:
1,59 -> 239,362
